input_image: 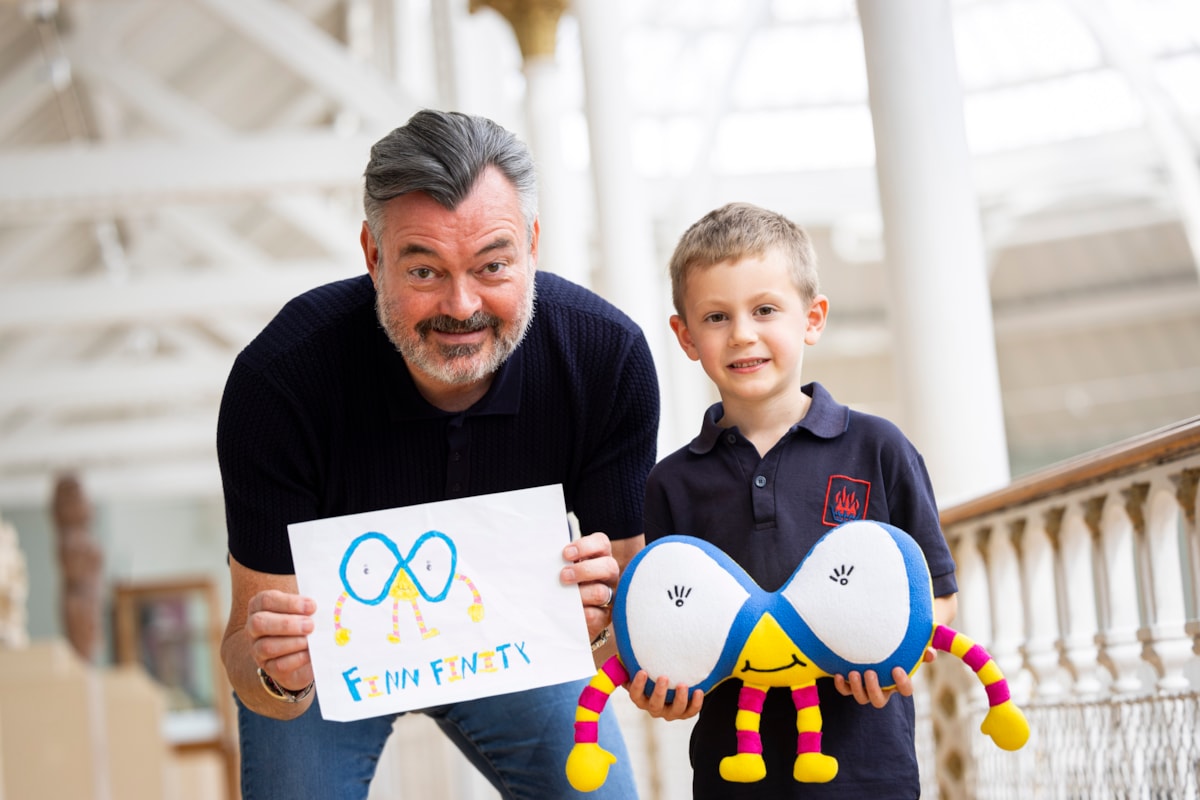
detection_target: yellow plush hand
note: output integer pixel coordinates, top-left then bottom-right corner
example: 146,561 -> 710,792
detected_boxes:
565,743 -> 617,792
467,603 -> 485,623
979,699 -> 1030,751
335,628 -> 351,646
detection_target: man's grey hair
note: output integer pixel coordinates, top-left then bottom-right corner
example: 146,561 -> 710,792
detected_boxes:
363,109 -> 539,244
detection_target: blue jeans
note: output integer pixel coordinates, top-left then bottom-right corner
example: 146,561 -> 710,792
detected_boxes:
236,678 -> 639,799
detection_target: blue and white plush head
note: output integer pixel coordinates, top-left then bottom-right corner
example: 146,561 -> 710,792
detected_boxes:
614,519 -> 935,698
565,520 -> 1029,792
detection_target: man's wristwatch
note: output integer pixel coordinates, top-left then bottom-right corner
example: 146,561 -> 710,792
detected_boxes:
257,667 -> 314,703
590,626 -> 611,652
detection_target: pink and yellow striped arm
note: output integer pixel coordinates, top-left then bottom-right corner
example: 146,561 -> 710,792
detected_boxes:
565,656 -> 630,792
930,624 -> 1031,751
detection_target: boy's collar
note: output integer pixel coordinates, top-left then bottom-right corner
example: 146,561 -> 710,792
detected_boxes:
689,382 -> 848,454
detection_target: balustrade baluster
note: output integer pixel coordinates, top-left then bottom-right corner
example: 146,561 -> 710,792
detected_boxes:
1098,485 -> 1146,693
1057,501 -> 1106,695
1022,508 -> 1066,698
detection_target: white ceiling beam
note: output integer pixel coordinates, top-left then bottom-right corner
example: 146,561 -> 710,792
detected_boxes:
191,0 -> 413,126
0,355 -> 230,415
0,49 -> 56,140
0,413 -> 216,468
0,132 -> 382,221
0,264 -> 356,331
68,49 -> 364,260
0,221 -> 76,279
0,458 -> 224,507
0,127 -> 1173,228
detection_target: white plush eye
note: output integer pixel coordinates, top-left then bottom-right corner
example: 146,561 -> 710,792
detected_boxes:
344,535 -> 398,604
781,520 -> 910,665
624,540 -> 750,687
406,531 -> 456,601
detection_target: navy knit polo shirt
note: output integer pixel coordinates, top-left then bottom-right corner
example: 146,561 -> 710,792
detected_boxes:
218,271 -> 660,575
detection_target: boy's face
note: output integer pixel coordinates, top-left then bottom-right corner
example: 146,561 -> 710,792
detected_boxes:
670,251 -> 827,410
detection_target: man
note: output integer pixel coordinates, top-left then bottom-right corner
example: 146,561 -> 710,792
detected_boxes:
217,109 -> 658,799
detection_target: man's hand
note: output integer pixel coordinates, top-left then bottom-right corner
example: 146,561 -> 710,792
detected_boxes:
244,589 -> 318,692
222,555 -> 318,718
561,531 -> 622,641
627,670 -> 703,721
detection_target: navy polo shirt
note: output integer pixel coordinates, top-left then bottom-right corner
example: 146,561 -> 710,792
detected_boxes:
219,271 -> 660,576
643,381 -> 956,798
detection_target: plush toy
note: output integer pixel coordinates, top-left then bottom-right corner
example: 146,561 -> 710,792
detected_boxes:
566,519 -> 1029,792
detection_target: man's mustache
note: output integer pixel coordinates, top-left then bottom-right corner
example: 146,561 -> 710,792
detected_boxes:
416,312 -> 501,338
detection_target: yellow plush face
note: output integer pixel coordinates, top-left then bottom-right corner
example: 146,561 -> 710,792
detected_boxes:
731,613 -> 825,687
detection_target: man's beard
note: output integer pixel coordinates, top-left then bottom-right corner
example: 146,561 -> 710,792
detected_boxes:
376,280 -> 535,386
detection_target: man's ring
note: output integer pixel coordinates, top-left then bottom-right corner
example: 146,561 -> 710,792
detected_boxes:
600,584 -> 614,609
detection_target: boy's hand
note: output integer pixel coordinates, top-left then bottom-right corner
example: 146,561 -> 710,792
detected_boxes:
834,648 -> 937,707
627,670 -> 703,720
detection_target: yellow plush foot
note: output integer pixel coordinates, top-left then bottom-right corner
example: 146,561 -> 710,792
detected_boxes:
980,700 -> 1030,751
422,628 -> 440,640
335,628 -> 351,646
387,634 -> 400,644
467,603 -> 485,622
794,752 -> 839,783
719,753 -> 767,783
565,743 -> 617,792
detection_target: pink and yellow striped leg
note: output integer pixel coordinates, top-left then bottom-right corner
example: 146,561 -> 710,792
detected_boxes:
409,597 -> 440,640
387,599 -> 402,643
791,683 -> 838,782
565,656 -> 629,792
931,624 -> 1030,751
718,683 -> 768,782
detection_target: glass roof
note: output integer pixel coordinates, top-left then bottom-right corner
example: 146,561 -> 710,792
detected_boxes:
553,0 -> 1200,176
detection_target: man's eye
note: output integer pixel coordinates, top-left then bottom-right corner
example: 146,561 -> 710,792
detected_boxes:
481,262 -> 504,275
409,267 -> 434,280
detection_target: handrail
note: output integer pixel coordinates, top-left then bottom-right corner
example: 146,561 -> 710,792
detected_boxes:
940,416 -> 1200,527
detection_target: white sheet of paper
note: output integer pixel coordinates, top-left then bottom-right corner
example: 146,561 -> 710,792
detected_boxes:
288,484 -> 596,721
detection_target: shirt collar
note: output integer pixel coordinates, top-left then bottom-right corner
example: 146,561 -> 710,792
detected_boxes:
688,381 -> 848,454
388,337 -> 525,420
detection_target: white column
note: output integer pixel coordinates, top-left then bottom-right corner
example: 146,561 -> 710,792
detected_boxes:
573,0 -> 679,446
855,0 -> 1009,504
522,55 -> 589,287
473,0 -> 589,287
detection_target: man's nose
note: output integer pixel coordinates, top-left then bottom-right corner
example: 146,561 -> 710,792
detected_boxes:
440,277 -> 483,318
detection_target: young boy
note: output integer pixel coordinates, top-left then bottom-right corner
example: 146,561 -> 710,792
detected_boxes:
636,202 -> 958,799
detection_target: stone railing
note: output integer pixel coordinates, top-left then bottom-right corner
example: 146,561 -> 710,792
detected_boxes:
926,417 -> 1200,800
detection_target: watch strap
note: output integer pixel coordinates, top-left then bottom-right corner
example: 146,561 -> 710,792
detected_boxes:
257,667 -> 314,703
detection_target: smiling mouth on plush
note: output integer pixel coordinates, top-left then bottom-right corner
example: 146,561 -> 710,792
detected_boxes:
741,654 -> 806,673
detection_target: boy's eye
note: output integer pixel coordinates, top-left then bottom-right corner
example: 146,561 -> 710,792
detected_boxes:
703,312 -> 727,324
755,306 -> 777,317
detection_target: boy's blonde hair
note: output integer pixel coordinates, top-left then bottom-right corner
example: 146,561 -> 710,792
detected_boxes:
668,202 -> 819,317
